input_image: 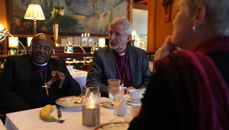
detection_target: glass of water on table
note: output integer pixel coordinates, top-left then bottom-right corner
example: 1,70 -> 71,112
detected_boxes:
108,79 -> 124,122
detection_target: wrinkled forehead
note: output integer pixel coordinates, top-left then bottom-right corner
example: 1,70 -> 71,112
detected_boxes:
109,24 -> 125,33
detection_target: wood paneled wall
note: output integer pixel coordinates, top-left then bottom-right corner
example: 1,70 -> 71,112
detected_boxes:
147,0 -> 176,53
0,0 -> 8,29
0,0 -> 177,54
0,0 -> 8,54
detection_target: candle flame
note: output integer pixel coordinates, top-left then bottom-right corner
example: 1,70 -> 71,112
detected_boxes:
89,93 -> 95,108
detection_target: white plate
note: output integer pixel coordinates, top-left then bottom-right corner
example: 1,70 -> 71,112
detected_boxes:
101,101 -> 114,109
126,98 -> 141,104
124,95 -> 141,104
55,96 -> 82,109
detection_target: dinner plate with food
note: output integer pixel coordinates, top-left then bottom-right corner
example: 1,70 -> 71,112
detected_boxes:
55,96 -> 82,110
100,97 -> 115,109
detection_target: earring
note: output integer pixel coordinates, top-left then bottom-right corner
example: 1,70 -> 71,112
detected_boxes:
192,26 -> 197,32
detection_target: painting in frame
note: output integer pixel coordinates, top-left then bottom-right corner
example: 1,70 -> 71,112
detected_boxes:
8,0 -> 130,36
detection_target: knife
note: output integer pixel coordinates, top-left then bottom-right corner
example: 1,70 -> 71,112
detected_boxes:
56,105 -> 62,118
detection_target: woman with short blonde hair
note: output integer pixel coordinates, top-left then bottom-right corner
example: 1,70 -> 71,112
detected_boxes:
129,0 -> 229,129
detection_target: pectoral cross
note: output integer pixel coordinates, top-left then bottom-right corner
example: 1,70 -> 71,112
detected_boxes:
42,83 -> 50,96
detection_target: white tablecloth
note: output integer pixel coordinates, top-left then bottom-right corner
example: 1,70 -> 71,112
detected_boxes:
69,69 -> 88,89
0,120 -> 6,130
5,98 -> 138,130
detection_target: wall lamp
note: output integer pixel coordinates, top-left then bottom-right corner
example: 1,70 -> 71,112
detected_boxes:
0,24 -> 27,54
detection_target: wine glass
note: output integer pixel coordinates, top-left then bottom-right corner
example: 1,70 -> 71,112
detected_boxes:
108,82 -> 124,122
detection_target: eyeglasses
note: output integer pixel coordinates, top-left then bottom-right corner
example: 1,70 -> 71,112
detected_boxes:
32,44 -> 51,51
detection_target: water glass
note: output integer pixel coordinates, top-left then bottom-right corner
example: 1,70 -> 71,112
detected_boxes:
108,84 -> 124,122
108,79 -> 121,87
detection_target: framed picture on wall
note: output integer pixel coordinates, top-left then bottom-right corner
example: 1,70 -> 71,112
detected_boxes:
7,0 -> 130,36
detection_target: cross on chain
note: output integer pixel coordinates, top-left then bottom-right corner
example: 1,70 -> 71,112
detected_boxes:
42,83 -> 50,96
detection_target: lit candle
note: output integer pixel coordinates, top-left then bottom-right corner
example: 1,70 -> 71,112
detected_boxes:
82,96 -> 100,126
88,94 -> 95,108
82,87 -> 100,126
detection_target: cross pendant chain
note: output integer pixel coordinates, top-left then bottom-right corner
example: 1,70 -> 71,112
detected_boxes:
37,68 -> 50,96
42,83 -> 50,96
116,54 -> 128,87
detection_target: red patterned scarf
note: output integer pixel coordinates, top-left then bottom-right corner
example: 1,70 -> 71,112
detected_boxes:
155,37 -> 229,130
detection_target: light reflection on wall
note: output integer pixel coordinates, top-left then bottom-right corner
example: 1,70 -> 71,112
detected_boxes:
27,37 -> 33,47
8,37 -> 18,48
98,38 -> 105,48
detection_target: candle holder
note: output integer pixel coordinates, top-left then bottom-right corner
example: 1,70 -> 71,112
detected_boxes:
82,87 -> 100,126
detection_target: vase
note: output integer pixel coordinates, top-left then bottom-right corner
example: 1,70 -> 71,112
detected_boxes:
53,24 -> 59,46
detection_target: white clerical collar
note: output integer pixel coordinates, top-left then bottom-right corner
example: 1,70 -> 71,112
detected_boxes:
119,51 -> 125,56
32,61 -> 47,66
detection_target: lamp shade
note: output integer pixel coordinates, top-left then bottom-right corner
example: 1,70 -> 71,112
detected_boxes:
24,4 -> 45,20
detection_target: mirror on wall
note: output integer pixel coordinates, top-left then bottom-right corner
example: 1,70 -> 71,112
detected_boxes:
132,8 -> 148,50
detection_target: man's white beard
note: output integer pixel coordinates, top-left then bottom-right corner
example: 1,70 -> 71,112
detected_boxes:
109,40 -> 120,50
109,43 -> 119,49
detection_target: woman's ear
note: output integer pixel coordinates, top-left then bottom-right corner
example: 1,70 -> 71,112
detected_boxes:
192,4 -> 206,27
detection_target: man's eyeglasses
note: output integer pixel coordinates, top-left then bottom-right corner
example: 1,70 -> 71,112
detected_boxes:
32,44 -> 51,51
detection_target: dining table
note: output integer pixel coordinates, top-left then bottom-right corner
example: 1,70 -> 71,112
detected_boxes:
0,120 -> 6,130
4,97 -> 140,130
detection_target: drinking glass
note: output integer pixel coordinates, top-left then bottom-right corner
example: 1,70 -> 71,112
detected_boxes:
108,79 -> 121,88
83,86 -> 100,104
108,80 -> 124,122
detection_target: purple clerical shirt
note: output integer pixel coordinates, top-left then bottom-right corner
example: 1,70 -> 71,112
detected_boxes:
38,66 -> 46,73
114,48 -> 132,87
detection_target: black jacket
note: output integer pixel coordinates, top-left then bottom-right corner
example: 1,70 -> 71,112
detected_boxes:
0,55 -> 81,112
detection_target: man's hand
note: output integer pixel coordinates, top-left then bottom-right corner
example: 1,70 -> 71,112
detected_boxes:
126,86 -> 135,91
46,71 -> 65,88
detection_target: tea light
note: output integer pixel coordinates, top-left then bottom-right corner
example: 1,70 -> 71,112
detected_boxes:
82,94 -> 100,126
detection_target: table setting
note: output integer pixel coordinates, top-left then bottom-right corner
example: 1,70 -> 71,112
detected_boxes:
5,79 -> 143,130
